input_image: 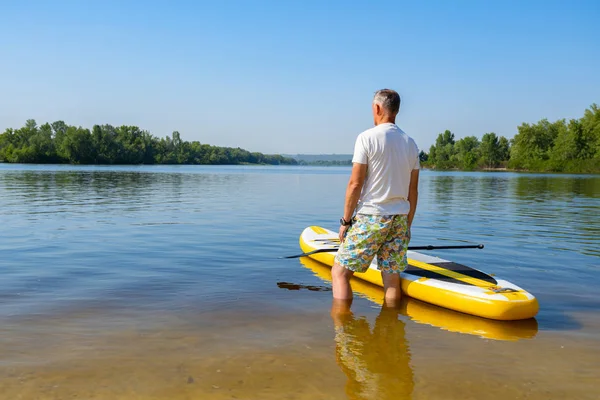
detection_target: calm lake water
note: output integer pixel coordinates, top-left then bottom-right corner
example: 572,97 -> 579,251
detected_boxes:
0,164 -> 599,399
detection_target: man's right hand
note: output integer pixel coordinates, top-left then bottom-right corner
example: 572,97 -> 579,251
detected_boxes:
339,224 -> 350,243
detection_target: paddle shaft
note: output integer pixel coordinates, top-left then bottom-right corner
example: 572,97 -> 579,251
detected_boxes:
284,244 -> 484,259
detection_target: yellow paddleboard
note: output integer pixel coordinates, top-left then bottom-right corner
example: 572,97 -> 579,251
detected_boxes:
300,226 -> 539,321
296,256 -> 538,341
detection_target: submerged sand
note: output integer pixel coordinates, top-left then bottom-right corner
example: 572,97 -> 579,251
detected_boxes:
0,301 -> 598,400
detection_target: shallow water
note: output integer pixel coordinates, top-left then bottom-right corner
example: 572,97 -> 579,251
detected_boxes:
0,165 -> 599,399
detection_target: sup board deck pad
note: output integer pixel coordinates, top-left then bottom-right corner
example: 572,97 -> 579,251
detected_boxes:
406,262 -> 497,286
299,226 -> 539,321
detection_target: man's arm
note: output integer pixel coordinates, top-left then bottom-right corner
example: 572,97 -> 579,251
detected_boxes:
407,168 -> 419,228
339,162 -> 367,241
343,163 -> 367,221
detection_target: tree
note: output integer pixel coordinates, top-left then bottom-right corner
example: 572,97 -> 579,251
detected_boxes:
454,136 -> 480,170
480,132 -> 500,169
550,120 -> 578,171
580,104 -> 600,159
114,126 -> 148,164
428,145 -> 437,165
28,123 -> 56,162
431,130 -> 456,169
92,125 -> 107,163
510,119 -> 565,170
61,126 -> 94,164
498,136 -> 510,164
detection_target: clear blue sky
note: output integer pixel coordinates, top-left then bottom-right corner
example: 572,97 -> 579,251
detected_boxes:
1,0 -> 599,154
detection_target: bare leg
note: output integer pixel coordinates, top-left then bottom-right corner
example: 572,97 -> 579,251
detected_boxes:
330,298 -> 353,327
382,271 -> 402,304
331,262 -> 355,300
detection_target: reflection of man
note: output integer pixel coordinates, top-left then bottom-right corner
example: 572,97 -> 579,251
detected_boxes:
331,299 -> 414,400
332,89 -> 420,304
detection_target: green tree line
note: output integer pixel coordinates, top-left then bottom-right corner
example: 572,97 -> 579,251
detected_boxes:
0,120 -> 297,165
422,104 -> 600,173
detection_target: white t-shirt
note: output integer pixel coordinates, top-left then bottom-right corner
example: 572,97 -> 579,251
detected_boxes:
352,123 -> 420,215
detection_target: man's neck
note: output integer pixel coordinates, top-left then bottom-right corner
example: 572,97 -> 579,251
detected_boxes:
375,118 -> 396,126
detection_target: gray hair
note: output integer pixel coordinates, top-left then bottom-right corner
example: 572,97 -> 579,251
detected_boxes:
373,89 -> 401,115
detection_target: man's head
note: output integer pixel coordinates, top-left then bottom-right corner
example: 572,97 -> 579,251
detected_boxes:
372,89 -> 401,125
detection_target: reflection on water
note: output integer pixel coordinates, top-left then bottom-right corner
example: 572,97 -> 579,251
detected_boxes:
511,175 -> 600,257
424,173 -> 600,257
331,300 -> 413,400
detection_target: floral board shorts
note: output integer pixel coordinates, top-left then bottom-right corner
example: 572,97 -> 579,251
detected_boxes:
334,214 -> 410,274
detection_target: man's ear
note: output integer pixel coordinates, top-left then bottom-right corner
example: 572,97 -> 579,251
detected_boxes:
374,103 -> 382,115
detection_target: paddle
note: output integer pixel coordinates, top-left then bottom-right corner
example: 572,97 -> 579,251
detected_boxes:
283,244 -> 484,259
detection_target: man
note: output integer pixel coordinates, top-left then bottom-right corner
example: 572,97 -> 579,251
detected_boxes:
332,89 -> 420,304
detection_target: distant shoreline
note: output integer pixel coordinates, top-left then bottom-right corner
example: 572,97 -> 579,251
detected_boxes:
0,120 -> 298,166
3,162 -> 600,175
